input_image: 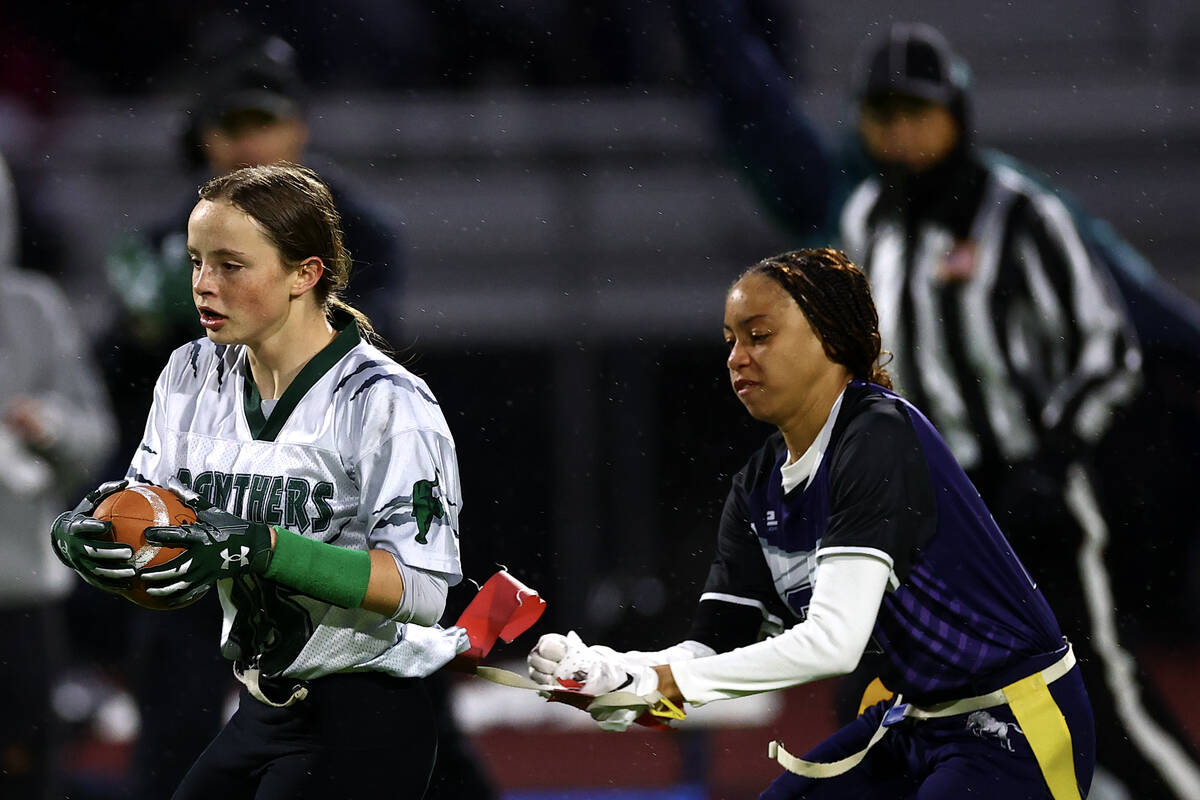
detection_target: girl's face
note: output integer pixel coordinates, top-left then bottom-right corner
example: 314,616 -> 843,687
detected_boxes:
723,273 -> 847,427
187,199 -> 300,350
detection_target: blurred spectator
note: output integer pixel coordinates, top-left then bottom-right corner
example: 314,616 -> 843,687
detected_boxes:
0,150 -> 116,799
674,2 -> 1200,797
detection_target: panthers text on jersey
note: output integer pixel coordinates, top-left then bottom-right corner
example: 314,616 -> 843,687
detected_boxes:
128,318 -> 465,680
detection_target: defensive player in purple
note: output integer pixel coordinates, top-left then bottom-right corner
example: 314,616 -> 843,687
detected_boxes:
529,248 -> 1094,799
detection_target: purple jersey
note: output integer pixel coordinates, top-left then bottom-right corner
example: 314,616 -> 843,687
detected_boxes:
691,381 -> 1064,704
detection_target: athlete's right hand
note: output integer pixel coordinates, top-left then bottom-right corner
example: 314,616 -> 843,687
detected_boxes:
529,631 -> 640,690
530,631 -> 630,693
528,632 -> 572,689
49,480 -> 135,593
527,632 -> 647,732
140,498 -> 274,598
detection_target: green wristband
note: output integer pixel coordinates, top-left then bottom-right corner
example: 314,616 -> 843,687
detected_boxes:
262,528 -> 371,609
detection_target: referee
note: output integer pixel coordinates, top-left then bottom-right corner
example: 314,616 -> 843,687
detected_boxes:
837,23 -> 1198,800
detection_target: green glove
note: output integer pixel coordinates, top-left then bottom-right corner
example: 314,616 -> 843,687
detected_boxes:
139,498 -> 274,599
50,480 -> 136,593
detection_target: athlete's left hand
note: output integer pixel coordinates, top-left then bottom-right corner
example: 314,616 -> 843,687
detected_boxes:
138,499 -> 274,598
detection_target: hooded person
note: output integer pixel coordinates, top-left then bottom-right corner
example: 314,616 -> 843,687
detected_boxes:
848,22 -> 978,223
180,35 -> 310,174
0,149 -> 117,799
673,5 -> 1200,798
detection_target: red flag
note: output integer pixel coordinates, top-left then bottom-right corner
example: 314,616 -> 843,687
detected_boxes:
450,570 -> 546,668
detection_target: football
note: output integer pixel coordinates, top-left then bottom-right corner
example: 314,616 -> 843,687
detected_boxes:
93,485 -> 199,611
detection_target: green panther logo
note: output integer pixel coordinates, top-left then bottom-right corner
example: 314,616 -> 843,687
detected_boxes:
412,476 -> 445,544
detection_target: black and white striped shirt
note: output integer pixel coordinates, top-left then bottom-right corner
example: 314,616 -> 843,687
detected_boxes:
841,160 -> 1141,473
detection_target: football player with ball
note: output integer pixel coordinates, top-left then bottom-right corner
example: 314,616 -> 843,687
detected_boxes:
50,163 -> 467,799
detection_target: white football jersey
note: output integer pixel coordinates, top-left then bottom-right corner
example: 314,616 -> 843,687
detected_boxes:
128,321 -> 465,680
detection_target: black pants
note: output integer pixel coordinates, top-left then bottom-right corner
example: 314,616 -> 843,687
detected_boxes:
173,672 -> 437,800
423,671 -> 498,800
0,602 -> 65,800
130,592 -> 231,800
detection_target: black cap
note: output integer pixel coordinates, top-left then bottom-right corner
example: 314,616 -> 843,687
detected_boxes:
854,23 -> 970,110
192,36 -> 307,131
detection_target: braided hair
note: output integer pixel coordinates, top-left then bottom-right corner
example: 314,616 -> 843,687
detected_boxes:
745,248 -> 893,389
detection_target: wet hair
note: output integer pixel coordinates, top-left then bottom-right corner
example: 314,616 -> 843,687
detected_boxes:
742,248 -> 893,389
198,162 -> 379,342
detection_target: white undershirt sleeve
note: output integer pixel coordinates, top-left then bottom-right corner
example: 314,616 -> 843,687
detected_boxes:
671,553 -> 890,706
388,555 -> 449,627
613,639 -> 717,667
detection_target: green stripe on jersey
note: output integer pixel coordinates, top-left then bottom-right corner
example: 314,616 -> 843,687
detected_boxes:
243,320 -> 361,441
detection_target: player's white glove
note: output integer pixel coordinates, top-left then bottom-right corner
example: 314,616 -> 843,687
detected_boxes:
527,631 -> 659,732
528,632 -> 617,692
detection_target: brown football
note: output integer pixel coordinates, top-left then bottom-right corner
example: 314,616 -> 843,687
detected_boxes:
93,485 -> 199,611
